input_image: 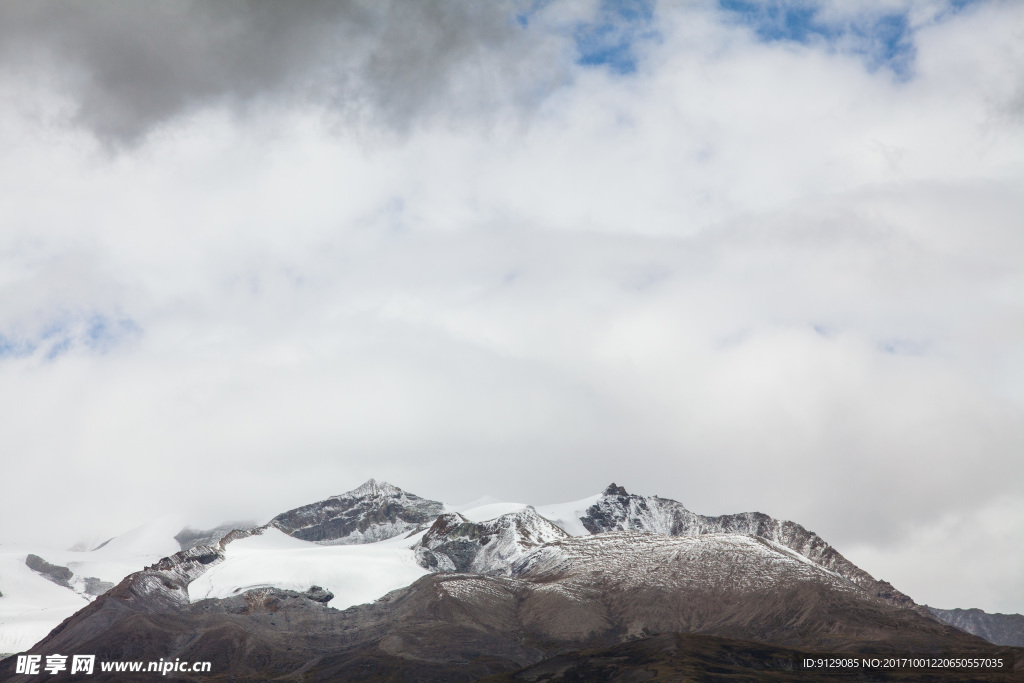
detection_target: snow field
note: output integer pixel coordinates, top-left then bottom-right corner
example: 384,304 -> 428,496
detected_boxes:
188,528 -> 431,610
536,495 -> 602,536
0,516 -> 188,654
0,550 -> 88,654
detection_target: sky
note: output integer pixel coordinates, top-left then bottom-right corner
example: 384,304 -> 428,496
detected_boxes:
0,0 -> 1021,614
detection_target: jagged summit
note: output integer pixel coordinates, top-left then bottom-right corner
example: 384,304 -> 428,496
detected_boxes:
271,480 -> 444,544
603,482 -> 629,497
578,485 -> 917,611
415,506 -> 569,575
339,478 -> 403,499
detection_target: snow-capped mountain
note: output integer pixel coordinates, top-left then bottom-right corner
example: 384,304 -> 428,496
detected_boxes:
8,525 -> 992,682
414,506 -> 569,575
2,477 -> 1018,676
572,483 -> 916,609
269,478 -> 444,544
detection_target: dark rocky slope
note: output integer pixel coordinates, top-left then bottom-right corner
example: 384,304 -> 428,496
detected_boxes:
481,631 -> 1022,683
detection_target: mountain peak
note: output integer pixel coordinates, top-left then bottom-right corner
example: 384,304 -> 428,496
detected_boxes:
272,480 -> 443,544
344,478 -> 402,498
603,483 -> 629,497
415,505 -> 569,575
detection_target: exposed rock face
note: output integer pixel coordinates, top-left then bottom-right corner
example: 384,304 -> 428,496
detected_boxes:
270,479 -> 444,544
25,553 -> 117,599
579,483 -> 917,609
304,585 -> 334,603
414,507 -> 569,575
133,547 -> 230,611
6,531 -> 1006,683
125,527 -> 266,611
928,606 -> 1024,647
24,554 -> 73,588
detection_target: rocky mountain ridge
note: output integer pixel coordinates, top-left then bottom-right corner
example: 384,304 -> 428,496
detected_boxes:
414,506 -> 570,575
269,478 -> 444,544
927,606 -> 1024,647
3,476 -> 1020,677
133,478 -> 923,619
579,483 -> 917,610
7,525 -> 1009,682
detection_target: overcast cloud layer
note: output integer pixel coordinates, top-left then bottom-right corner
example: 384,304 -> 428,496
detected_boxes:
0,0 -> 1021,614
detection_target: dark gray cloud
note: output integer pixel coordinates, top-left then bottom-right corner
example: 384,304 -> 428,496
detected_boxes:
0,0 -> 555,143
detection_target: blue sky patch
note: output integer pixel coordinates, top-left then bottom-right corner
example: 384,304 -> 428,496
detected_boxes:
85,314 -> 141,352
573,0 -> 656,75
718,0 -> 917,77
0,335 -> 37,359
949,0 -> 984,11
46,336 -> 73,360
0,312 -> 140,362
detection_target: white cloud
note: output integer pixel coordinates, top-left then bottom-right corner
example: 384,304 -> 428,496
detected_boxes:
844,495 -> 1024,614
0,1 -> 1020,613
